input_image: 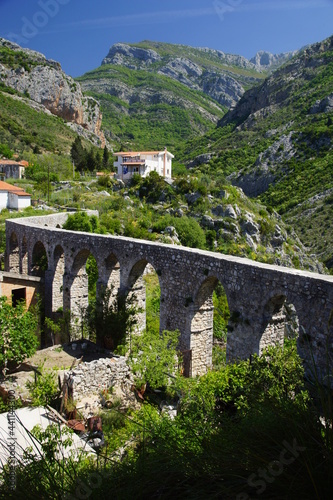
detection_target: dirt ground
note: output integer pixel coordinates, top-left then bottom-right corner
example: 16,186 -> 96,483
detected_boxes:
1,340 -> 112,403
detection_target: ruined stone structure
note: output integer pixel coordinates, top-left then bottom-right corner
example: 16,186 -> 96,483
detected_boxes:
0,271 -> 41,309
5,213 -> 333,380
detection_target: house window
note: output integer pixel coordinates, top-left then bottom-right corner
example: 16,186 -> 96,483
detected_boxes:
167,169 -> 169,175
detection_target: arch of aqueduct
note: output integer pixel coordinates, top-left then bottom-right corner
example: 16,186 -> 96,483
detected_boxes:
5,213 -> 333,379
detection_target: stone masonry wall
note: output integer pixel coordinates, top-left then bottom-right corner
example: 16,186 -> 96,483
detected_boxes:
5,213 -> 333,381
64,356 -> 134,404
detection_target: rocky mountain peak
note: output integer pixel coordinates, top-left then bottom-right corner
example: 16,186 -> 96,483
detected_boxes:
250,50 -> 297,70
0,37 -> 61,70
102,42 -> 162,67
99,41 -> 264,109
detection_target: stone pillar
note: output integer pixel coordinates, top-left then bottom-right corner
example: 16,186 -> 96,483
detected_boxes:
8,241 -> 20,273
125,274 -> 146,333
189,297 -> 214,376
225,292 -> 261,362
69,271 -> 89,340
44,269 -> 54,319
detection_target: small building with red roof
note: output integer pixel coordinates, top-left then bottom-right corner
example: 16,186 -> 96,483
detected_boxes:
0,180 -> 31,210
0,159 -> 27,180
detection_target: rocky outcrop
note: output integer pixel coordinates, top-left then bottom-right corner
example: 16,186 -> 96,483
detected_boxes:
100,42 -> 295,111
101,42 -> 260,110
102,42 -> 162,66
310,93 -> 333,114
187,153 -> 214,169
201,72 -> 244,107
0,38 -> 105,147
250,50 -> 297,71
229,132 -> 296,197
0,37 -> 61,69
197,46 -> 257,70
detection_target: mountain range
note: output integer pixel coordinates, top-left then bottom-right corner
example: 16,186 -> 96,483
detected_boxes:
0,35 -> 332,271
78,41 -> 296,150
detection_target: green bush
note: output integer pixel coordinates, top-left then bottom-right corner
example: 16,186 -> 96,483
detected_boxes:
0,296 -> 39,371
152,214 -> 206,248
26,364 -> 59,406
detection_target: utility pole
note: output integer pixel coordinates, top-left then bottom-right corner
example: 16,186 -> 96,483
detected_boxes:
47,164 -> 50,204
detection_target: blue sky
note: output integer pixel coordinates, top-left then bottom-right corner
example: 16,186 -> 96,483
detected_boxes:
0,0 -> 332,77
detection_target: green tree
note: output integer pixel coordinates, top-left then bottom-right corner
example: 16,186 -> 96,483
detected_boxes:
103,145 -> 110,169
0,296 -> 39,373
63,212 -> 93,232
26,364 -> 59,406
0,143 -> 13,159
86,149 -> 96,172
129,329 -> 180,390
86,286 -> 140,350
70,137 -> 86,171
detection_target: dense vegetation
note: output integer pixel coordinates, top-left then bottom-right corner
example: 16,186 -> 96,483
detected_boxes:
52,171 -> 319,272
0,90 -> 80,155
0,296 -> 39,372
1,339 -> 332,499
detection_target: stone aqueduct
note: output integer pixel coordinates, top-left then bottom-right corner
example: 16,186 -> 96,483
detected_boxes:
5,213 -> 333,378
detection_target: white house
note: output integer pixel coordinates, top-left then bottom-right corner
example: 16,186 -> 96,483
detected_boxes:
114,148 -> 174,181
0,180 -> 31,210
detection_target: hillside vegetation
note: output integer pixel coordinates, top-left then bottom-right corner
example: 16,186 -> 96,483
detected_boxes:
0,89 -> 78,154
77,39 -> 278,151
178,36 -> 333,269
77,64 -> 225,151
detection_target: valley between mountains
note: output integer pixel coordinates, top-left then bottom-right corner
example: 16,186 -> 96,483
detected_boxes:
0,36 -> 332,272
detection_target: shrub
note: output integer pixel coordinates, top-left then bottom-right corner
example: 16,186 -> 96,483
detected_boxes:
0,296 -> 39,372
26,364 -> 59,406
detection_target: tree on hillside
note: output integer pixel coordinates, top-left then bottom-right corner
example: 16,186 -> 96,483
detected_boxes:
103,146 -> 110,169
0,143 -> 13,159
0,296 -> 39,374
70,137 -> 86,171
86,286 -> 140,350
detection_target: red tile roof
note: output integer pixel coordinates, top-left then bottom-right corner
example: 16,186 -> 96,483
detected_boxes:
0,181 -> 30,197
0,159 -> 28,166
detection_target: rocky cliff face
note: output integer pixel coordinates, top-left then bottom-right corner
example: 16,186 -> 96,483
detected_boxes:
101,41 -> 296,110
101,41 -> 262,108
250,50 -> 297,71
0,38 -> 105,147
80,73 -> 221,124
199,35 -> 333,270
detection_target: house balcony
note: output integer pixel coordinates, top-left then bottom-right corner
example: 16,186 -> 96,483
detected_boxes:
121,157 -> 145,164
